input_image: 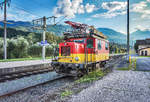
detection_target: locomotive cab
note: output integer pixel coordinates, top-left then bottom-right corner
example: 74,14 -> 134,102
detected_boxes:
52,38 -> 87,75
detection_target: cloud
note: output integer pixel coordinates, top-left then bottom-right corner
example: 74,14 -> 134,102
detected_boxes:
0,7 -> 38,21
53,0 -> 97,18
102,1 -> 127,12
85,3 -> 97,13
131,1 -> 150,19
92,1 -> 127,18
93,11 -> 126,18
135,25 -> 150,31
147,0 -> 150,2
78,5 -> 85,14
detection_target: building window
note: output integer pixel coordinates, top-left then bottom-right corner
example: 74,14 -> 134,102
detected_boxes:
145,50 -> 148,56
141,51 -> 144,56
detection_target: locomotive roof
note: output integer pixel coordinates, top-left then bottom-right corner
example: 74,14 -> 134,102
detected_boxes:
63,29 -> 107,40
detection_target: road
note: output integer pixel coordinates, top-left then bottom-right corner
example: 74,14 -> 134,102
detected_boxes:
136,56 -> 150,71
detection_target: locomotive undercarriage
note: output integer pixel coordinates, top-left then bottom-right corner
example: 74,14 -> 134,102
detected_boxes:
51,61 -> 107,76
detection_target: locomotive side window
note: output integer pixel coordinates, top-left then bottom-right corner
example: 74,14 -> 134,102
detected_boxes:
87,39 -> 93,48
74,39 -> 84,43
105,43 -> 108,50
61,46 -> 71,56
98,40 -> 102,50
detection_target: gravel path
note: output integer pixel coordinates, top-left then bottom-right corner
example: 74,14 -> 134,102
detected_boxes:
68,70 -> 150,102
0,60 -> 51,69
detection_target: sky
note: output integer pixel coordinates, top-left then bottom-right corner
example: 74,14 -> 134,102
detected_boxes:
0,0 -> 150,34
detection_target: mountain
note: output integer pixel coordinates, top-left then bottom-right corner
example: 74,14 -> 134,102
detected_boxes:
131,30 -> 150,41
1,20 -> 150,45
97,28 -> 126,44
46,25 -> 71,36
0,27 -> 31,38
0,20 -> 32,27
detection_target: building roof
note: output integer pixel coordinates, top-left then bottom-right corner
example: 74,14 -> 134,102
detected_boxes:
138,47 -> 150,51
136,39 -> 150,45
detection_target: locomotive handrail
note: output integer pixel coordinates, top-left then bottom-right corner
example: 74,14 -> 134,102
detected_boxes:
58,57 -> 73,59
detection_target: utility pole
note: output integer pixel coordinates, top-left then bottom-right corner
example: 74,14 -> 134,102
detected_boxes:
32,16 -> 57,61
0,0 -> 11,60
42,16 -> 46,61
4,0 -> 7,60
127,0 -> 130,56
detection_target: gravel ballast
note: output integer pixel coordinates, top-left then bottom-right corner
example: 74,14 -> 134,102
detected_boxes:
0,71 -> 74,102
68,70 -> 150,102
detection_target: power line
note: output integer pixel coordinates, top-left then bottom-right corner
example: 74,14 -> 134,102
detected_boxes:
11,4 -> 41,18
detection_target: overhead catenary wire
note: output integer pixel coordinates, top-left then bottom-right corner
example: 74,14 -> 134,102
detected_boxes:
11,4 -> 41,18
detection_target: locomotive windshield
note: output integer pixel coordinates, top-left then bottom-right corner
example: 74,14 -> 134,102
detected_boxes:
61,46 -> 71,56
87,39 -> 93,48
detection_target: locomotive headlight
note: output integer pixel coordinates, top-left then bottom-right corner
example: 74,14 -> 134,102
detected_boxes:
55,57 -> 59,60
75,57 -> 79,61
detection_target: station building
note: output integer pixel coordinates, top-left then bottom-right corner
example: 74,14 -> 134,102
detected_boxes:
136,39 -> 150,56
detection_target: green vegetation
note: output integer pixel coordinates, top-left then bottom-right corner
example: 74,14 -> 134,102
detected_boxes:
0,31 -> 63,60
109,42 -> 126,54
133,58 -> 137,70
0,27 -> 30,38
138,56 -> 150,57
61,90 -> 73,98
117,67 -> 131,71
75,69 -> 106,83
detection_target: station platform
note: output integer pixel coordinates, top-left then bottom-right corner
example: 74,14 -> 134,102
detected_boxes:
0,60 -> 51,75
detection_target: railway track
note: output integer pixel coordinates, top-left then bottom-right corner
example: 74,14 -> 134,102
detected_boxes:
0,68 -> 53,82
0,73 -> 66,98
0,54 -> 126,98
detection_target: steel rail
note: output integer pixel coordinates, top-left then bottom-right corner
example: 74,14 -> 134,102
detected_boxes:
0,74 -> 66,97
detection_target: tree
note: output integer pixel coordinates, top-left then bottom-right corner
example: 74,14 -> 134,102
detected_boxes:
7,37 -> 29,58
0,38 -> 3,59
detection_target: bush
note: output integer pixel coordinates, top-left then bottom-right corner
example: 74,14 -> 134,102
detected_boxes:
28,44 -> 42,57
0,38 -> 3,59
7,37 -> 29,58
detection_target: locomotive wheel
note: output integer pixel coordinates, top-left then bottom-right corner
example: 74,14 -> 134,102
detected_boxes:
86,67 -> 89,74
54,67 -> 61,74
99,61 -> 106,68
92,64 -> 96,71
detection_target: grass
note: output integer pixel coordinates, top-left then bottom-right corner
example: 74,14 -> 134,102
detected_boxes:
117,67 -> 130,71
61,90 -> 73,98
75,69 -> 106,84
0,57 -> 52,62
133,58 -> 137,70
138,56 -> 150,57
